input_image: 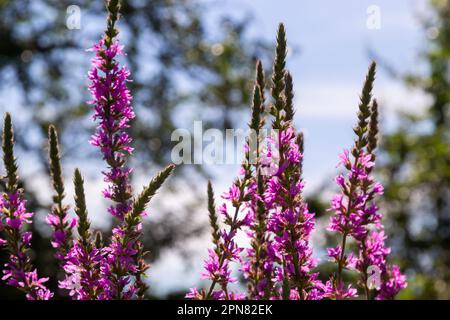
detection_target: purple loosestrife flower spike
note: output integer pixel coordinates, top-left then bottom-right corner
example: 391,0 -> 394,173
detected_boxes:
0,113 -> 53,300
202,182 -> 246,300
186,181 -> 223,300
59,169 -> 103,299
263,47 -> 323,299
195,165 -> 256,300
195,69 -> 271,300
327,63 -> 406,299
264,125 -> 322,300
89,1 -> 176,300
47,125 -> 75,263
356,99 -> 406,300
102,164 -> 175,299
326,62 -> 376,299
88,0 -> 135,221
88,0 -> 139,299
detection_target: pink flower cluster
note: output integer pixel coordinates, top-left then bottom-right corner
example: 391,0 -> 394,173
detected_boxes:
326,149 -> 407,299
328,144 -> 406,299
262,128 -> 325,300
88,39 -> 135,221
190,126 -> 325,300
59,241 -> 103,299
191,182 -> 250,300
85,37 -> 143,299
0,191 -> 53,300
190,26 -> 406,300
46,212 -> 76,262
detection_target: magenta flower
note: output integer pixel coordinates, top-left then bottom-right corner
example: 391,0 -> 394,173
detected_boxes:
86,7 -> 144,298
261,127 -> 324,300
59,241 -> 103,300
0,184 -> 53,300
88,38 -> 135,221
0,114 -> 53,300
326,63 -> 406,299
200,183 -> 248,299
46,213 -> 76,259
83,2 -> 175,300
201,249 -> 236,284
98,225 -> 141,299
327,138 -> 406,299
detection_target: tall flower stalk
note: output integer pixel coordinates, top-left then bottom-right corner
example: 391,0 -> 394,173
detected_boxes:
189,171 -> 252,300
262,24 -> 323,300
326,63 -> 407,299
88,0 -> 135,222
0,114 -> 53,300
87,0 -> 137,299
87,0 -> 175,300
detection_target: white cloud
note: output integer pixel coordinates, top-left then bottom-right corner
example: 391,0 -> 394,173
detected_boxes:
294,80 -> 430,119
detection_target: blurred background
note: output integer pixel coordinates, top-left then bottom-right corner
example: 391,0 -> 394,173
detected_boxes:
0,0 -> 449,299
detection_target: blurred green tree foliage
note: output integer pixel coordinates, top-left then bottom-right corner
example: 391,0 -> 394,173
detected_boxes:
378,0 -> 450,299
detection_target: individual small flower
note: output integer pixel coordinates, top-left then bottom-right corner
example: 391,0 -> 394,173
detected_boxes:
324,280 -> 358,299
186,287 -> 202,299
377,265 -> 407,300
46,214 -> 77,254
327,246 -> 342,261
356,231 -> 407,300
201,249 -> 236,284
222,185 -> 241,204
